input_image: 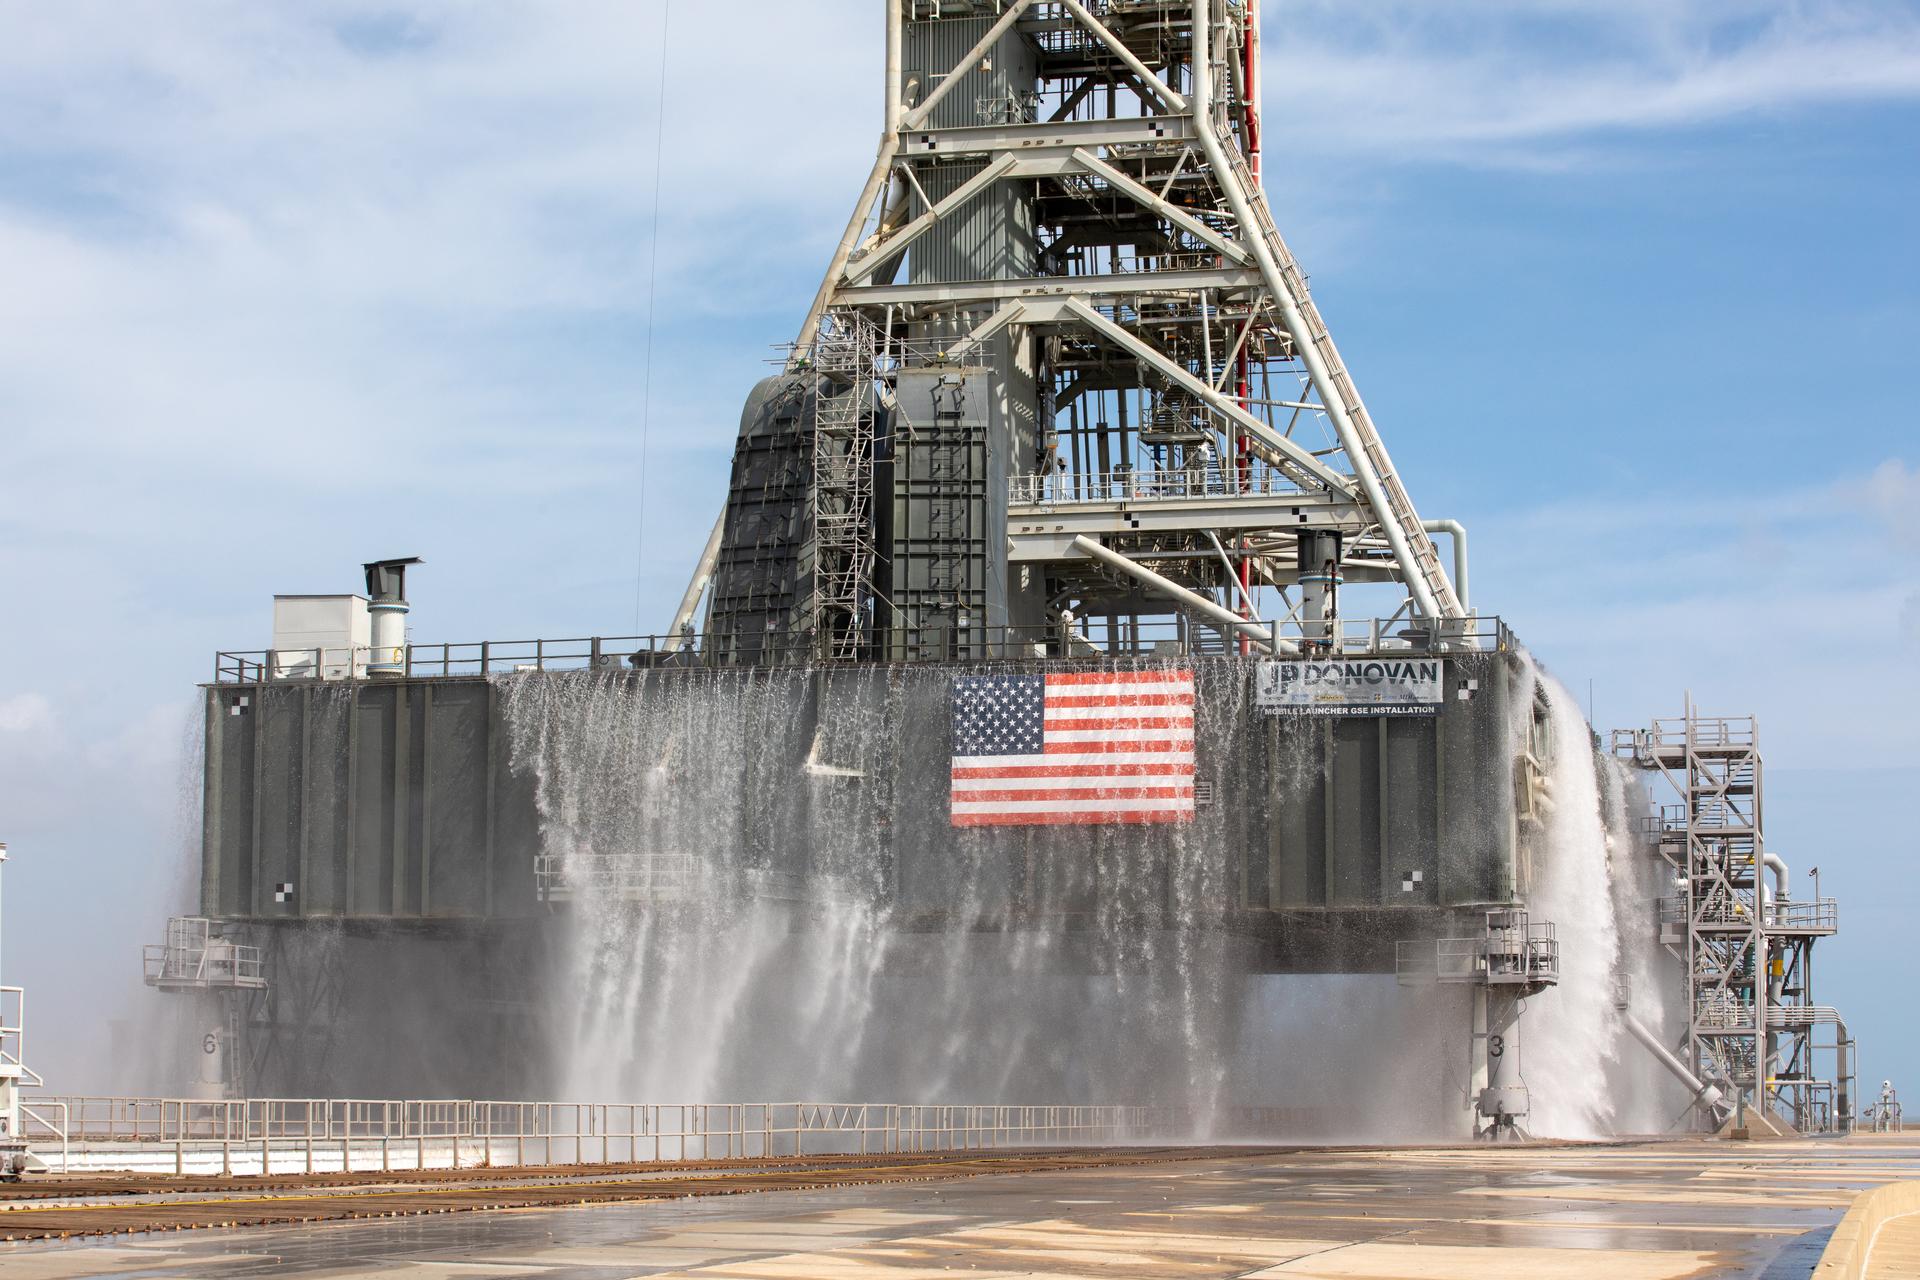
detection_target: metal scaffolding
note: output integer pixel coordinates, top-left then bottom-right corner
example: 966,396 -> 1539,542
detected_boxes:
1613,702 -> 1853,1134
679,0 -> 1472,659
807,311 -> 885,660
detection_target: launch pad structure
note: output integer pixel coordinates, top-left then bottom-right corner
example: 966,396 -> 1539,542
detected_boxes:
684,0 -> 1467,665
78,0 -> 1855,1149
1613,705 -> 1853,1135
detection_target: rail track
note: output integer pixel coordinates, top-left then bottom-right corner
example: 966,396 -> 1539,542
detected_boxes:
0,1145 -> 1282,1241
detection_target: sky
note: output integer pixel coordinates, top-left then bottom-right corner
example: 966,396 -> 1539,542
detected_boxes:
0,1 -> 1915,1106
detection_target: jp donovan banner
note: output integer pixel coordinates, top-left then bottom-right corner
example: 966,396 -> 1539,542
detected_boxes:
1256,659 -> 1445,716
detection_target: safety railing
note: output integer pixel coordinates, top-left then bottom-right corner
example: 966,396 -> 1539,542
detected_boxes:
2,986 -> 42,1090
213,616 -> 1511,684
535,855 -> 866,907
1630,716 -> 1759,753
1395,919 -> 1558,987
534,853 -> 698,903
1770,898 -> 1839,932
21,1096 -> 1200,1173
1695,990 -> 1756,1031
142,918 -> 267,989
1657,896 -> 1838,933
1008,465 -> 1309,506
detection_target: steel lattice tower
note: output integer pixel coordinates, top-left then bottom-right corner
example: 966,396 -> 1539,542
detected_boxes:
680,0 -> 1470,663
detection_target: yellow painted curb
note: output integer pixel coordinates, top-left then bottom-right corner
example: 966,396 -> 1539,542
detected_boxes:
1814,1180 -> 1920,1279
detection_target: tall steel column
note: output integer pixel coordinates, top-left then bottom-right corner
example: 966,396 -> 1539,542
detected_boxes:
699,1 -> 1469,659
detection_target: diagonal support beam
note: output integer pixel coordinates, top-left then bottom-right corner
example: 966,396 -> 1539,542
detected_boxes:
901,0 -> 1036,132
1042,296 -> 1354,496
1070,149 -> 1251,266
1058,0 -> 1188,115
1069,535 -> 1293,654
842,153 -> 1022,286
941,300 -> 1030,364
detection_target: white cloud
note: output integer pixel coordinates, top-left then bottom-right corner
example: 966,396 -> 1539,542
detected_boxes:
1261,1 -> 1920,160
0,1 -> 873,502
0,693 -> 54,734
1479,459 -> 1920,766
1862,458 -> 1920,547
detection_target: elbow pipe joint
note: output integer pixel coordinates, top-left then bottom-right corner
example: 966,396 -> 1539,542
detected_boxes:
1763,852 -> 1789,901
1421,519 -> 1470,613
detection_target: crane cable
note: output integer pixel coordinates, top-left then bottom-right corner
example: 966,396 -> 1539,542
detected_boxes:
633,0 -> 674,633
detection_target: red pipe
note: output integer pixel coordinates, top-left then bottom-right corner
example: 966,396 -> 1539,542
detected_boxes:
1244,0 -> 1261,181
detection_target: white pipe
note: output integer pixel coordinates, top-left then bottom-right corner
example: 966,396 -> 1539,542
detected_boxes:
1244,0 -> 1261,180
1420,519 -> 1470,613
1206,531 -> 1261,622
793,143 -> 899,362
1763,852 -> 1789,902
1623,1012 -> 1726,1116
1188,3 -> 1445,620
1070,535 -> 1296,654
885,0 -> 903,133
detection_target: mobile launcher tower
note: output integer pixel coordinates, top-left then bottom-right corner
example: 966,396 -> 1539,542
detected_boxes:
173,1 -> 1699,1139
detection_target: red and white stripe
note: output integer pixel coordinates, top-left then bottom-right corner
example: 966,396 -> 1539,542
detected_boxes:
951,670 -> 1196,827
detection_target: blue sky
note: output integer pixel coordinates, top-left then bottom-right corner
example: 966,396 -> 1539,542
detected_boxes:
0,1 -> 1915,1102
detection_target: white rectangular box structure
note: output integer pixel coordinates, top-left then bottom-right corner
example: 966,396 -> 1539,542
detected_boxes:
272,595 -> 370,680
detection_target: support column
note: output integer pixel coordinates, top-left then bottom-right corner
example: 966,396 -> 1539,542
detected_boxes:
1297,531 -> 1342,646
196,994 -> 229,1100
1477,990 -> 1528,1140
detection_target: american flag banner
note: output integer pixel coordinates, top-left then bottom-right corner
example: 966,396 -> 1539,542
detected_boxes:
949,670 -> 1196,827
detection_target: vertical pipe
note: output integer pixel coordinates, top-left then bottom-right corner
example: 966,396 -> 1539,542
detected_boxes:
1244,0 -> 1261,181
885,0 -> 903,133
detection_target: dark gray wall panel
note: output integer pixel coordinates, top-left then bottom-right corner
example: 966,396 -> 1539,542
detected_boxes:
200,654 -> 1532,943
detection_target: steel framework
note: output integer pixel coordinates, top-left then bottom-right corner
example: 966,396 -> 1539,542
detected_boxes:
674,0 -> 1470,657
1613,702 -> 1853,1133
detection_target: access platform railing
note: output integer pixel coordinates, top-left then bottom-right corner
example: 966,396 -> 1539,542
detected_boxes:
21,1097 -> 1196,1174
213,615 -> 1510,684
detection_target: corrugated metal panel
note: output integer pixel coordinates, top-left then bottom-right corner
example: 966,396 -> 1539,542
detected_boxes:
903,15 -> 1034,130
904,16 -> 1038,285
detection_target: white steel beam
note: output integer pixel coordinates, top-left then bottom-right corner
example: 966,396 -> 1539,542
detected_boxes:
842,153 -> 1022,286
1007,491 -> 1367,554
902,115 -> 1197,158
1069,149 -> 1252,266
794,143 -> 898,361
1188,2 -> 1457,618
838,266 -> 1262,308
1068,535 -> 1293,654
1035,295 -> 1354,495
1057,0 -> 1188,114
663,506 -> 727,648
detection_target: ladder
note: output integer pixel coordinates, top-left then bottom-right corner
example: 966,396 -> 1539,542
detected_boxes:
1220,140 -> 1465,618
809,311 -> 882,662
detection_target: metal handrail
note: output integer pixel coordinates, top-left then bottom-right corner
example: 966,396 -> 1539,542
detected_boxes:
213,616 -> 1510,683
1008,465 -> 1308,506
23,1095 -> 1191,1156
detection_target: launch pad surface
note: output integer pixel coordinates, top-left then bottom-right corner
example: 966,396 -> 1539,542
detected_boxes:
3,1134 -> 1916,1278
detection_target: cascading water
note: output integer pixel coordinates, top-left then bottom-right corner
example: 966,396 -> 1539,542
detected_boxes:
1514,654 -> 1684,1137
492,655 -> 1680,1138
495,663 -> 1253,1111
